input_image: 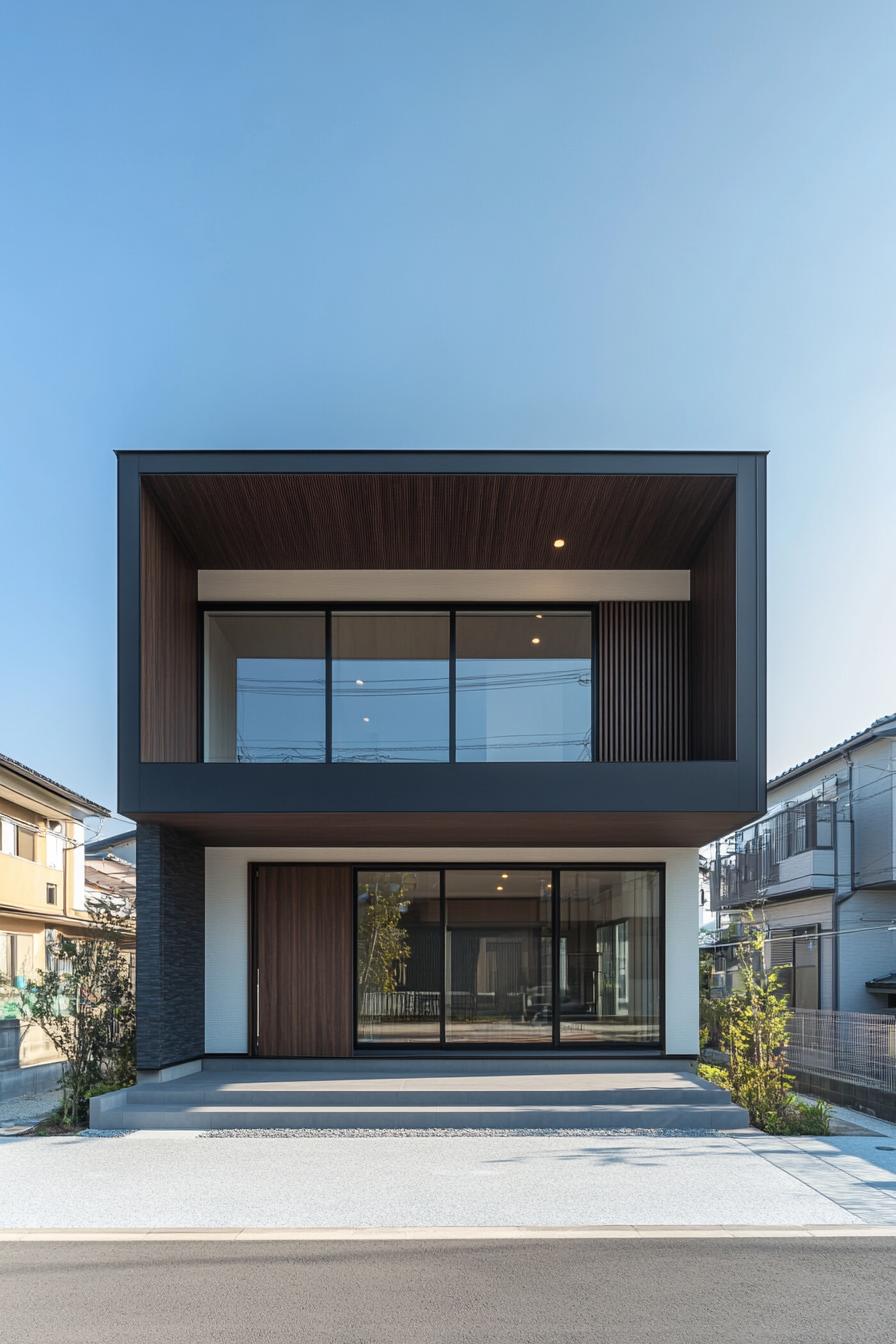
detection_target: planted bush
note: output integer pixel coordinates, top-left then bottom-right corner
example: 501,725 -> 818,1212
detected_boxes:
699,920 -> 830,1136
17,892 -> 135,1128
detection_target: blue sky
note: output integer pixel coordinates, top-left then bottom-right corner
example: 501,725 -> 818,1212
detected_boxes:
1,1 -> 895,821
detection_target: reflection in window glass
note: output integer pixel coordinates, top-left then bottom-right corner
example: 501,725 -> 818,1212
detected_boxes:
445,870 -> 553,1044
204,613 -> 326,762
559,870 -> 660,1044
356,871 -> 441,1043
333,613 -> 449,762
455,612 -> 592,761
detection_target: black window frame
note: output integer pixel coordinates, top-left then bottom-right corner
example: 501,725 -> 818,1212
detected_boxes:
199,602 -> 598,765
350,861 -> 665,1053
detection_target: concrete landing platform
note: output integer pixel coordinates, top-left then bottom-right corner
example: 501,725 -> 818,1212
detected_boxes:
90,1058 -> 750,1131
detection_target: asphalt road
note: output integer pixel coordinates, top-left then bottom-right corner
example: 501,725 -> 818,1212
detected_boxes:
3,1239 -> 895,1343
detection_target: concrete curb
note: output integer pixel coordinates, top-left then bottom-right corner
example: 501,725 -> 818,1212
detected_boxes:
1,1225 -> 895,1242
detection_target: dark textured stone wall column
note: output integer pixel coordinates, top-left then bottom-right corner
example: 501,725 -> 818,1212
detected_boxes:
136,822 -> 205,1071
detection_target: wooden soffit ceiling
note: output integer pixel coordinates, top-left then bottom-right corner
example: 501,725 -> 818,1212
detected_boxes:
144,472 -> 734,570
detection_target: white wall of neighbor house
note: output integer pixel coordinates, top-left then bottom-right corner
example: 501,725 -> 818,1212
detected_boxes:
198,568 -> 691,603
204,846 -> 700,1056
837,888 -> 896,1012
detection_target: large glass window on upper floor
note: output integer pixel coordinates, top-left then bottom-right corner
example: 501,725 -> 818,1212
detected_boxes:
455,611 -> 592,761
332,612 -> 450,762
202,606 -> 606,763
204,613 -> 326,762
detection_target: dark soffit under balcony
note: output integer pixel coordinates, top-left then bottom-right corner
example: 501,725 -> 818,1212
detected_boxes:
130,807 -> 756,849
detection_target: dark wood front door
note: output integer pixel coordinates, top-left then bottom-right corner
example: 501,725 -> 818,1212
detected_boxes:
254,865 -> 352,1057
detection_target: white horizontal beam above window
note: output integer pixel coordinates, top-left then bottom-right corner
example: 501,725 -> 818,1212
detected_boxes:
198,569 -> 690,603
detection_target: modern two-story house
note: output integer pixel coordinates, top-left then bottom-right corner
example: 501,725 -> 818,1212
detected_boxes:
118,450 -> 766,1079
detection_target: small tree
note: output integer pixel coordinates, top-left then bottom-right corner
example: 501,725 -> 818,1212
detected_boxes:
18,893 -> 136,1127
718,922 -> 795,1130
702,917 -> 829,1135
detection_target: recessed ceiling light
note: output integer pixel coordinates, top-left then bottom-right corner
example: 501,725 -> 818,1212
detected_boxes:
535,613 -> 543,620
496,885 -> 504,891
553,538 -> 565,549
501,873 -> 509,879
355,678 -> 365,686
362,716 -> 370,723
531,636 -> 541,645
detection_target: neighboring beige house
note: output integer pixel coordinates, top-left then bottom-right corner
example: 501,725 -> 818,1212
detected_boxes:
0,753 -> 110,1099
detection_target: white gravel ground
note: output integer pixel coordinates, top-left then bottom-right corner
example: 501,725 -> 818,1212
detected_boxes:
0,1088 -> 60,1128
198,1126 -> 731,1139
3,1130 -> 896,1229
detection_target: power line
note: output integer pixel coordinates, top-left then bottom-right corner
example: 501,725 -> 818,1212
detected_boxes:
703,921 -> 896,952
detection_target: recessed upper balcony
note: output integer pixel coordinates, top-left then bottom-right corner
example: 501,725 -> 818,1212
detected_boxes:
118,450 -> 765,845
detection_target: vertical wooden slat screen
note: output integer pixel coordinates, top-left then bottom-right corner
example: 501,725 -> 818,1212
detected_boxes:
689,491 -> 736,760
140,485 -> 198,761
598,602 -> 689,762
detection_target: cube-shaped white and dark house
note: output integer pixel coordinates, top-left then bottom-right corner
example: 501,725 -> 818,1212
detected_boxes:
117,450 -> 766,1070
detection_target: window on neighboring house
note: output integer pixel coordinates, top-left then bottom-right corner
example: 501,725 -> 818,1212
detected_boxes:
0,931 -> 35,995
815,800 -> 834,848
15,826 -> 35,862
0,817 -> 15,856
46,820 -> 64,869
789,804 -> 808,856
46,883 -> 57,905
769,924 -> 820,1010
793,925 -> 820,1009
45,930 -> 72,978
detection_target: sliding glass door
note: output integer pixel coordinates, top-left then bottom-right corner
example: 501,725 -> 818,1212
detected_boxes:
354,866 -> 662,1049
558,870 -> 661,1044
356,870 -> 441,1044
445,870 -> 553,1044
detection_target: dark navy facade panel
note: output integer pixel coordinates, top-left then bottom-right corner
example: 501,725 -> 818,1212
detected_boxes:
117,449 -> 767,822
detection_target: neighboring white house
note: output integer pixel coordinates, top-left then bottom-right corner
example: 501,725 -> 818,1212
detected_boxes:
85,828 -> 136,868
84,829 -> 136,915
707,714 -> 896,1014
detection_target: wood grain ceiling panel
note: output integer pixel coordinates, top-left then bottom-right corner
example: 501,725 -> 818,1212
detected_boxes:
144,472 -> 734,570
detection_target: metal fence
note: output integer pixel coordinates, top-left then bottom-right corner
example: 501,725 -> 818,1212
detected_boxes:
786,1009 -> 896,1094
359,990 -> 440,1022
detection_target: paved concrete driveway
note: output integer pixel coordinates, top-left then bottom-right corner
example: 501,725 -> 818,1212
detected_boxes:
3,1131 -> 896,1229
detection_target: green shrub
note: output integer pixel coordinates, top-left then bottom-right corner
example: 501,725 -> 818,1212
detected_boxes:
765,1098 -> 832,1136
696,1062 -> 731,1091
700,917 -> 829,1137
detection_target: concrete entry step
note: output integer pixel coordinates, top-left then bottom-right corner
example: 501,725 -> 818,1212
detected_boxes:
97,1102 -> 751,1131
92,1059 -> 751,1131
121,1085 -> 727,1109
